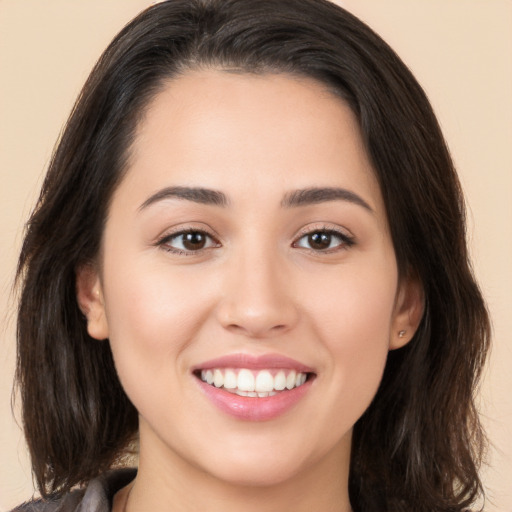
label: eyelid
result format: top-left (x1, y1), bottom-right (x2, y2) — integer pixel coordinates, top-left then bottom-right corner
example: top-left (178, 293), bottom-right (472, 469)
top-left (292, 223), bottom-right (355, 252)
top-left (155, 224), bottom-right (221, 255)
top-left (294, 222), bottom-right (353, 239)
top-left (153, 222), bottom-right (354, 256)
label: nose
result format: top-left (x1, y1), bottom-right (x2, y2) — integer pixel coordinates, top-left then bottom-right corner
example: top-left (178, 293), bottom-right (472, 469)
top-left (215, 249), bottom-right (299, 338)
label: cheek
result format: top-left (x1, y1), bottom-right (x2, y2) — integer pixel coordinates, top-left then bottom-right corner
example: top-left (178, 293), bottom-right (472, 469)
top-left (102, 256), bottom-right (218, 386)
top-left (302, 264), bottom-right (397, 410)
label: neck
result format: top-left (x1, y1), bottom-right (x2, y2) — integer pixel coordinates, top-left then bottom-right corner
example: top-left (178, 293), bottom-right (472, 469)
top-left (123, 431), bottom-right (353, 512)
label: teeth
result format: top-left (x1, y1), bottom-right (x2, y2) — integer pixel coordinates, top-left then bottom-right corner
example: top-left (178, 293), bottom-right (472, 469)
top-left (224, 369), bottom-right (237, 389)
top-left (199, 368), bottom-right (309, 395)
top-left (286, 370), bottom-right (296, 390)
top-left (295, 372), bottom-right (306, 387)
top-left (255, 370), bottom-right (274, 392)
top-left (274, 371), bottom-right (286, 391)
top-left (237, 369), bottom-right (255, 391)
top-left (213, 369), bottom-right (223, 388)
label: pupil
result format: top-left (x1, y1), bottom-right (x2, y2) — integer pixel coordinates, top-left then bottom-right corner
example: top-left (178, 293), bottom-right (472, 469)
top-left (183, 232), bottom-right (206, 250)
top-left (309, 232), bottom-right (331, 249)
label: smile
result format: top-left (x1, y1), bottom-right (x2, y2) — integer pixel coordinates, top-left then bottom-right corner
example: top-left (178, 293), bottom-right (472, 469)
top-left (193, 354), bottom-right (315, 421)
top-left (199, 368), bottom-right (308, 397)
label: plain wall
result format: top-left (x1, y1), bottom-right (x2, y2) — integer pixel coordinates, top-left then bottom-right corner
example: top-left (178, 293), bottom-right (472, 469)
top-left (1, 1), bottom-right (511, 510)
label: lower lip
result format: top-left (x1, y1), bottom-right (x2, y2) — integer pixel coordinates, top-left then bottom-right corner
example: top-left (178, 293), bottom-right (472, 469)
top-left (196, 377), bottom-right (313, 422)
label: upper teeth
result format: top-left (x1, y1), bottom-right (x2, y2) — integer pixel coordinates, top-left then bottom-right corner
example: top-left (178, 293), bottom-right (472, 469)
top-left (200, 368), bottom-right (307, 396)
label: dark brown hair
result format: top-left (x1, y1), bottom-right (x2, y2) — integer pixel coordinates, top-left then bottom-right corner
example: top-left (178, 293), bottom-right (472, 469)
top-left (15, 1), bottom-right (490, 510)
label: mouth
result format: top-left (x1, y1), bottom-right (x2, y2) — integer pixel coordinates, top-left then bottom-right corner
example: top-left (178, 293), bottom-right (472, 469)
top-left (194, 368), bottom-right (311, 397)
top-left (192, 354), bottom-right (315, 421)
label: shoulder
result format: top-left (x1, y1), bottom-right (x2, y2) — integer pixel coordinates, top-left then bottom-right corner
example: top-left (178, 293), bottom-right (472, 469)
top-left (10, 468), bottom-right (137, 512)
top-left (10, 491), bottom-right (82, 512)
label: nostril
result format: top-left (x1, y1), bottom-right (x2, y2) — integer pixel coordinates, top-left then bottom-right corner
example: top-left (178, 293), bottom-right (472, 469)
top-left (215, 285), bottom-right (300, 337)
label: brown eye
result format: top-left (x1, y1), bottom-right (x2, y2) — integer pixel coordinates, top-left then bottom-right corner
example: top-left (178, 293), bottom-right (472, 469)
top-left (294, 229), bottom-right (353, 252)
top-left (160, 230), bottom-right (218, 253)
top-left (182, 232), bottom-right (207, 250)
top-left (308, 232), bottom-right (332, 250)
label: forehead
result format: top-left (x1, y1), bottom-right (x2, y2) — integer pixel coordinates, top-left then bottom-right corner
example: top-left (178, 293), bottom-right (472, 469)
top-left (119, 69), bottom-right (384, 216)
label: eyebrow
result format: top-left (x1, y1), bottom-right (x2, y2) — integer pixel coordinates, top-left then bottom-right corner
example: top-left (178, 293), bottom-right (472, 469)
top-left (138, 185), bottom-right (372, 213)
top-left (281, 187), bottom-right (373, 212)
top-left (139, 186), bottom-right (229, 210)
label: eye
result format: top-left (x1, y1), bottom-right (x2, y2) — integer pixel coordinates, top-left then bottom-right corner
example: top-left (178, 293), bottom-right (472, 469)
top-left (159, 230), bottom-right (219, 254)
top-left (294, 229), bottom-right (354, 252)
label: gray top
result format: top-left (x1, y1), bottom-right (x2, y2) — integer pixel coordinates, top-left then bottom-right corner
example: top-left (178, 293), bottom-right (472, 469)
top-left (11, 469), bottom-right (136, 512)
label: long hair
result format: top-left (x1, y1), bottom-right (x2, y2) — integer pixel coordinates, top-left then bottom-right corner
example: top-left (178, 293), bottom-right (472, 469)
top-left (15, 1), bottom-right (490, 510)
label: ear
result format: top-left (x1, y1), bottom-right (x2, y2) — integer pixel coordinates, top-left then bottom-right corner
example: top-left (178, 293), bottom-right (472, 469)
top-left (389, 272), bottom-right (424, 350)
top-left (76, 263), bottom-right (109, 340)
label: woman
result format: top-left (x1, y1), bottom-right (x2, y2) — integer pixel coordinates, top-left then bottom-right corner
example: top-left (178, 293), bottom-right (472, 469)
top-left (13, 0), bottom-right (490, 511)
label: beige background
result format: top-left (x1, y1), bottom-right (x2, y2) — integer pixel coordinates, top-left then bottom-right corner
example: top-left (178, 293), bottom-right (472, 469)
top-left (1, 1), bottom-right (511, 510)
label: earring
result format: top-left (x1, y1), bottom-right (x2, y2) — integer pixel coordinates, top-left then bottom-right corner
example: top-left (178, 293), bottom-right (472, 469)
top-left (398, 329), bottom-right (407, 338)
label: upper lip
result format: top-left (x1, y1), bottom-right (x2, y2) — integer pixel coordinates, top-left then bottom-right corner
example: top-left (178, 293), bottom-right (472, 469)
top-left (192, 353), bottom-right (315, 373)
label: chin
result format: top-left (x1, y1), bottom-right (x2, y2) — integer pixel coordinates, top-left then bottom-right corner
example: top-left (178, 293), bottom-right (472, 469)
top-left (190, 432), bottom-right (339, 489)
top-left (204, 457), bottom-right (308, 489)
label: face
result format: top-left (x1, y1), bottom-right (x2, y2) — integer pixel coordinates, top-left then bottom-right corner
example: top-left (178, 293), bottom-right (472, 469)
top-left (79, 70), bottom-right (421, 489)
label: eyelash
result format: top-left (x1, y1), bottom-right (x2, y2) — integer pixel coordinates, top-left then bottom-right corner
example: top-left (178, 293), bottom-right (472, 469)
top-left (156, 226), bottom-right (355, 256)
top-left (292, 226), bottom-right (355, 253)
top-left (157, 228), bottom-right (220, 255)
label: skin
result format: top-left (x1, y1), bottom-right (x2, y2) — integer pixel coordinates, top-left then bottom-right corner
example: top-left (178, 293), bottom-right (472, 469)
top-left (78, 70), bottom-right (423, 512)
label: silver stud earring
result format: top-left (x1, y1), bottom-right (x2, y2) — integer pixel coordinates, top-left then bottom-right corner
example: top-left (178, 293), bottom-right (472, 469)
top-left (398, 329), bottom-right (407, 338)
